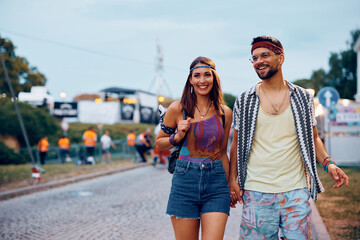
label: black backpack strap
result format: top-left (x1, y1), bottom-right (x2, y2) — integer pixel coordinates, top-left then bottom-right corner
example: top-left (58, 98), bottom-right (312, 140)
top-left (182, 109), bottom-right (187, 120)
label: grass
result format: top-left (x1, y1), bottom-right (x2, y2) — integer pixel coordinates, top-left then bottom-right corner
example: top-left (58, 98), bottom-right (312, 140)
top-left (0, 158), bottom-right (135, 192)
top-left (315, 165), bottom-right (360, 240)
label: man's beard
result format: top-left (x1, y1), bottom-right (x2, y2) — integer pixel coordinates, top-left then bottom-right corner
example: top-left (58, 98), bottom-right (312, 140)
top-left (257, 67), bottom-right (278, 80)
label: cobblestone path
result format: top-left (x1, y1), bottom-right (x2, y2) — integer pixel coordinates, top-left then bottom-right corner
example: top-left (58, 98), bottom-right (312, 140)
top-left (0, 165), bottom-right (242, 240)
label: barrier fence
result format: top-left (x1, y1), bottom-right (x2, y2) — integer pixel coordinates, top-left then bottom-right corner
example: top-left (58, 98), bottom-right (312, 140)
top-left (19, 139), bottom-right (138, 164)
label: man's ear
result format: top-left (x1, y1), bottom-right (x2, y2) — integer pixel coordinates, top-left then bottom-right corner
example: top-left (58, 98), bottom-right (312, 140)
top-left (279, 53), bottom-right (285, 65)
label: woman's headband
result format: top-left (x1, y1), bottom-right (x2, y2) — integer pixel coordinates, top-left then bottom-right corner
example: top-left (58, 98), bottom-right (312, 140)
top-left (190, 65), bottom-right (215, 73)
top-left (251, 41), bottom-right (283, 55)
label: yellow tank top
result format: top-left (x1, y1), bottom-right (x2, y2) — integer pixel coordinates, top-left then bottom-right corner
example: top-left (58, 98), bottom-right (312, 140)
top-left (245, 105), bottom-right (307, 193)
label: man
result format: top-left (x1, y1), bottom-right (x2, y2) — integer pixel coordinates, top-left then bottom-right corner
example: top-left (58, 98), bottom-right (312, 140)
top-left (82, 127), bottom-right (97, 164)
top-left (58, 135), bottom-right (71, 164)
top-left (229, 35), bottom-right (349, 240)
top-left (37, 136), bottom-right (49, 165)
top-left (101, 130), bottom-right (116, 164)
top-left (135, 128), bottom-right (154, 162)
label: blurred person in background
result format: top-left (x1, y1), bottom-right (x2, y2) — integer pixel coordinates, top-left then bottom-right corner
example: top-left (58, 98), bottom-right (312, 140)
top-left (101, 130), bottom-right (116, 164)
top-left (82, 127), bottom-right (97, 164)
top-left (135, 128), bottom-right (154, 163)
top-left (127, 130), bottom-right (137, 159)
top-left (58, 135), bottom-right (71, 164)
top-left (37, 136), bottom-right (49, 165)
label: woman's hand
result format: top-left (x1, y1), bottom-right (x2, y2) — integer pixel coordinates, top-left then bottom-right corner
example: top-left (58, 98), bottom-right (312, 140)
top-left (174, 117), bottom-right (191, 142)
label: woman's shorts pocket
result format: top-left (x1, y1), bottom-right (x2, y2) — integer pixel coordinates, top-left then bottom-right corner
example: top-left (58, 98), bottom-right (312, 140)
top-left (212, 164), bottom-right (225, 176)
top-left (173, 164), bottom-right (189, 175)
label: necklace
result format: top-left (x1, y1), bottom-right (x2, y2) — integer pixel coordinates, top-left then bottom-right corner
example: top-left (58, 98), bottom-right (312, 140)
top-left (195, 101), bottom-right (212, 119)
top-left (260, 84), bottom-right (287, 114)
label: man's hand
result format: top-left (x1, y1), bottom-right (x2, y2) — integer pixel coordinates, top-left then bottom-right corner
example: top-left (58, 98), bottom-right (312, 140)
top-left (327, 164), bottom-right (349, 188)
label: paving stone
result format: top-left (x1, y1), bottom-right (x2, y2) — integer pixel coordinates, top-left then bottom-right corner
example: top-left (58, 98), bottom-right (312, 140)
top-left (0, 165), bottom-right (242, 239)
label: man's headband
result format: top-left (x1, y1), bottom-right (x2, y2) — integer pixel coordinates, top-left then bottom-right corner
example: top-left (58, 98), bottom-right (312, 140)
top-left (190, 65), bottom-right (215, 73)
top-left (251, 41), bottom-right (283, 55)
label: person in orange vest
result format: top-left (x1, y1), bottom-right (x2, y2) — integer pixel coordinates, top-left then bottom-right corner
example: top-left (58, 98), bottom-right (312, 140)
top-left (82, 127), bottom-right (97, 164)
top-left (58, 135), bottom-right (71, 164)
top-left (127, 130), bottom-right (136, 146)
top-left (37, 136), bottom-right (49, 165)
top-left (127, 130), bottom-right (136, 158)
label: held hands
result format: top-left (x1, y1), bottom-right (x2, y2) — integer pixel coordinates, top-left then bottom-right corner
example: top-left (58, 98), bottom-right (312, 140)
top-left (327, 164), bottom-right (349, 188)
top-left (229, 181), bottom-right (243, 208)
top-left (175, 117), bottom-right (191, 141)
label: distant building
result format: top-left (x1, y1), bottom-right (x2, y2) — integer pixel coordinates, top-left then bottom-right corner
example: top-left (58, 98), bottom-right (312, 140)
top-left (18, 86), bottom-right (54, 112)
top-left (74, 87), bottom-right (159, 124)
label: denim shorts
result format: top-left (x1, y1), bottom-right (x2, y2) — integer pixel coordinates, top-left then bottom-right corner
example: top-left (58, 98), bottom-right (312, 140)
top-left (240, 188), bottom-right (311, 240)
top-left (166, 159), bottom-right (231, 219)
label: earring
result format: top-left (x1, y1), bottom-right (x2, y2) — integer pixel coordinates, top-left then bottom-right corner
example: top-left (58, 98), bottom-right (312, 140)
top-left (191, 85), bottom-right (193, 94)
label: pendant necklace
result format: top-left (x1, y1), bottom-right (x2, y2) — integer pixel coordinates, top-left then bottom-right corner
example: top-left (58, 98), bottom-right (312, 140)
top-left (196, 101), bottom-right (212, 119)
top-left (260, 84), bottom-right (287, 114)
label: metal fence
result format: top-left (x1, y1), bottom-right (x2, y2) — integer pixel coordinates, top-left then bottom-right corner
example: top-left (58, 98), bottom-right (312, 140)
top-left (19, 139), bottom-right (138, 164)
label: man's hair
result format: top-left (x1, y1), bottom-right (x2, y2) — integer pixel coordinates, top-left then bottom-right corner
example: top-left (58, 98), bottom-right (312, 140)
top-left (251, 35), bottom-right (283, 50)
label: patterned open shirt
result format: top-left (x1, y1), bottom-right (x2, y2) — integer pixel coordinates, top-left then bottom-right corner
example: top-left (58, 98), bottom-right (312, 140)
top-left (232, 81), bottom-right (324, 201)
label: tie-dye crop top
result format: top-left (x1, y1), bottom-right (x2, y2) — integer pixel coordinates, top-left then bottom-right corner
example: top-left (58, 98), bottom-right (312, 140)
top-left (179, 114), bottom-right (224, 163)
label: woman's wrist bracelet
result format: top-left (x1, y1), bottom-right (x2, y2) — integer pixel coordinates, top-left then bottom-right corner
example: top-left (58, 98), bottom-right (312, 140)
top-left (169, 133), bottom-right (180, 146)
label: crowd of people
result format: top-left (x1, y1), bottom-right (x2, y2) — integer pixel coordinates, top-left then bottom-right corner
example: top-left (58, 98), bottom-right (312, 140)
top-left (36, 126), bottom-right (118, 165)
top-left (34, 35), bottom-right (351, 240)
top-left (36, 126), bottom-right (159, 166)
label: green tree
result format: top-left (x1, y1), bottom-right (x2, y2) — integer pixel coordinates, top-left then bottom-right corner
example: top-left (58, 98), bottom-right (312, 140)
top-left (0, 36), bottom-right (47, 97)
top-left (0, 98), bottom-right (61, 147)
top-left (293, 29), bottom-right (359, 99)
top-left (224, 93), bottom-right (236, 110)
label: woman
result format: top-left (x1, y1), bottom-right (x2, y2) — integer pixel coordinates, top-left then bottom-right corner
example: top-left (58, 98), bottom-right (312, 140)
top-left (156, 56), bottom-right (233, 240)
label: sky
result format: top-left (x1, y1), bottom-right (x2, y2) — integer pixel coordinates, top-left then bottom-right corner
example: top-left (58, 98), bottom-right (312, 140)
top-left (0, 0), bottom-right (359, 102)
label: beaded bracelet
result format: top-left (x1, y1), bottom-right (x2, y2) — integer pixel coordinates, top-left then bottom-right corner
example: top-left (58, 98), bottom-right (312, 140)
top-left (169, 133), bottom-right (180, 146)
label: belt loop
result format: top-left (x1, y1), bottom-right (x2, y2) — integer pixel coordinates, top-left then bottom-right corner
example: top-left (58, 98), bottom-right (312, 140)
top-left (187, 161), bottom-right (191, 169)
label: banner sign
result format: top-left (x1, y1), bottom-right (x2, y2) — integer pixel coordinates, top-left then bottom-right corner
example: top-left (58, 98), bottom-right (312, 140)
top-left (140, 106), bottom-right (153, 123)
top-left (121, 103), bottom-right (135, 120)
top-left (336, 113), bottom-right (360, 123)
top-left (54, 102), bottom-right (78, 117)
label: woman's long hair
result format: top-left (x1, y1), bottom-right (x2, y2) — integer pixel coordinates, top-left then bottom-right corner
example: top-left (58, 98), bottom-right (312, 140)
top-left (180, 56), bottom-right (225, 118)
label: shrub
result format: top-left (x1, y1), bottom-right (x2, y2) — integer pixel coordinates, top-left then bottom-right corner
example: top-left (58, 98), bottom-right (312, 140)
top-left (0, 141), bottom-right (27, 165)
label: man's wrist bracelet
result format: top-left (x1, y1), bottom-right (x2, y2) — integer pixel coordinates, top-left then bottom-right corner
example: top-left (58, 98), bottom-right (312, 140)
top-left (169, 133), bottom-right (180, 146)
top-left (322, 157), bottom-right (335, 173)
top-left (325, 162), bottom-right (335, 173)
